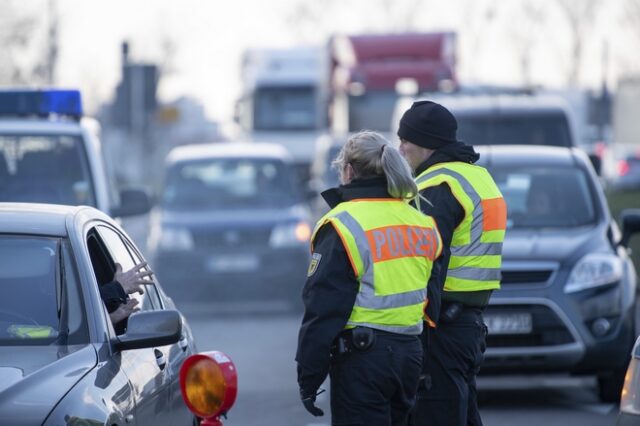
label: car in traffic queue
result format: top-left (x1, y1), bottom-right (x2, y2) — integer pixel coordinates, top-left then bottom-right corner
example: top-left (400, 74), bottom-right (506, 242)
top-left (0, 203), bottom-right (198, 425)
top-left (309, 133), bottom-right (345, 221)
top-left (475, 145), bottom-right (640, 402)
top-left (611, 145), bottom-right (640, 193)
top-left (0, 89), bottom-right (151, 218)
top-left (148, 142), bottom-right (312, 309)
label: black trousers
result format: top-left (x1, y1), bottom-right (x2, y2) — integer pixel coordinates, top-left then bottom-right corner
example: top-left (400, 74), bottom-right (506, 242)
top-left (329, 331), bottom-right (423, 426)
top-left (410, 309), bottom-right (487, 426)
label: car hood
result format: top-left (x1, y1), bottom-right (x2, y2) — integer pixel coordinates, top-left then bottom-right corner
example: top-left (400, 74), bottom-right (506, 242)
top-left (503, 225), bottom-right (603, 262)
top-left (156, 204), bottom-right (310, 228)
top-left (0, 344), bottom-right (97, 421)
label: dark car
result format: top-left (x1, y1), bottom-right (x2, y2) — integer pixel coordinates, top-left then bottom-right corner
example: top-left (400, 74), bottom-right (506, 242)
top-left (475, 145), bottom-right (640, 402)
top-left (611, 146), bottom-right (640, 192)
top-left (0, 203), bottom-right (197, 425)
top-left (309, 134), bottom-right (345, 220)
top-left (149, 142), bottom-right (312, 309)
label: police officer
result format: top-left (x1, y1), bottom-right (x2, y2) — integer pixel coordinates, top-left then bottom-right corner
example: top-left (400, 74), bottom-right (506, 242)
top-left (398, 101), bottom-right (507, 426)
top-left (296, 131), bottom-right (446, 425)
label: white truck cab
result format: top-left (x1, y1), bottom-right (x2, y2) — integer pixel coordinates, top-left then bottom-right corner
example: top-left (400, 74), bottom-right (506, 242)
top-left (0, 89), bottom-right (150, 217)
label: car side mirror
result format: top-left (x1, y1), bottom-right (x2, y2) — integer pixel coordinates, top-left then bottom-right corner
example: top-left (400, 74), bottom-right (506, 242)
top-left (619, 209), bottom-right (640, 248)
top-left (112, 187), bottom-right (152, 218)
top-left (115, 310), bottom-right (182, 351)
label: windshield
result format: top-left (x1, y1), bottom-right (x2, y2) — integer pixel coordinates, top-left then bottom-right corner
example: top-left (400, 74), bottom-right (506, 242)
top-left (489, 166), bottom-right (597, 229)
top-left (254, 86), bottom-right (317, 131)
top-left (457, 113), bottom-right (573, 147)
top-left (0, 236), bottom-right (88, 346)
top-left (348, 91), bottom-right (398, 132)
top-left (162, 158), bottom-right (300, 211)
top-left (0, 134), bottom-right (96, 206)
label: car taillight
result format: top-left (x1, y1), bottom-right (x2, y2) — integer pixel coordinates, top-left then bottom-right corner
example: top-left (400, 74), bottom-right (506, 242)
top-left (180, 351), bottom-right (238, 425)
top-left (618, 160), bottom-right (630, 177)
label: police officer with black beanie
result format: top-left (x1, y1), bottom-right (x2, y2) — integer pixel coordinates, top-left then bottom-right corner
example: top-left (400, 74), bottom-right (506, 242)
top-left (398, 101), bottom-right (507, 426)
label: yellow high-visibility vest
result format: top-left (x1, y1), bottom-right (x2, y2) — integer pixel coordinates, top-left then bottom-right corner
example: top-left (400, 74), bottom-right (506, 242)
top-left (311, 198), bottom-right (442, 335)
top-left (416, 162), bottom-right (507, 292)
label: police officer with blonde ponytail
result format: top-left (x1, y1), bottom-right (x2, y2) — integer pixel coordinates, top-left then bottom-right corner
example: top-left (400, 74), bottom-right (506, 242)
top-left (296, 131), bottom-right (445, 425)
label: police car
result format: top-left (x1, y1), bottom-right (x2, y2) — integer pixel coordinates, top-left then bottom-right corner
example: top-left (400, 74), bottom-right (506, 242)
top-left (0, 89), bottom-right (149, 217)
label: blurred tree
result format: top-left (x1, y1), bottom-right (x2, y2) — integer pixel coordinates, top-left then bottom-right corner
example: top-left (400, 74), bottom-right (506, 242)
top-left (624, 0), bottom-right (640, 68)
top-left (458, 0), bottom-right (497, 82)
top-left (505, 1), bottom-right (547, 87)
top-left (284, 0), bottom-right (341, 42)
top-left (371, 0), bottom-right (429, 32)
top-left (555, 0), bottom-right (603, 86)
top-left (0, 1), bottom-right (37, 84)
top-left (284, 0), bottom-right (436, 41)
top-left (0, 0), bottom-right (57, 86)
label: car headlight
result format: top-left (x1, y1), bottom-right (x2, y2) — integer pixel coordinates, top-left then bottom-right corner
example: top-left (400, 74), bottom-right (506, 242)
top-left (269, 222), bottom-right (311, 248)
top-left (564, 253), bottom-right (623, 293)
top-left (154, 227), bottom-right (194, 251)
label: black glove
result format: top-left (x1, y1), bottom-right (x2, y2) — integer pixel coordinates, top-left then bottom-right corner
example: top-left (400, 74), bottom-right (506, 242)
top-left (300, 389), bottom-right (324, 417)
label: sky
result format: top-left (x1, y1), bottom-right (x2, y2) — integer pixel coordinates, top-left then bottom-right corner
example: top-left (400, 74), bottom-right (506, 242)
top-left (5, 0), bottom-right (638, 123)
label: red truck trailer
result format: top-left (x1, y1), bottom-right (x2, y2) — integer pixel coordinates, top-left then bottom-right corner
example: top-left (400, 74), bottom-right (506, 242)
top-left (327, 32), bottom-right (457, 135)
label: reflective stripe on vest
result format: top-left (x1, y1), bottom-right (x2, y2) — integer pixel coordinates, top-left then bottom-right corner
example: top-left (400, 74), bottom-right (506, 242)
top-left (416, 163), bottom-right (506, 292)
top-left (311, 199), bottom-right (442, 335)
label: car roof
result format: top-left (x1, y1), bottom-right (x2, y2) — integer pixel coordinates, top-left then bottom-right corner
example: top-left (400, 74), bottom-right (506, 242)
top-left (476, 145), bottom-right (589, 169)
top-left (421, 94), bottom-right (570, 116)
top-left (0, 118), bottom-right (83, 135)
top-left (0, 203), bottom-right (90, 236)
top-left (166, 142), bottom-right (292, 165)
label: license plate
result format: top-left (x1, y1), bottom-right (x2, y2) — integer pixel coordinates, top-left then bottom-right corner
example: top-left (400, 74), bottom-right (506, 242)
top-left (205, 254), bottom-right (259, 273)
top-left (484, 313), bottom-right (533, 335)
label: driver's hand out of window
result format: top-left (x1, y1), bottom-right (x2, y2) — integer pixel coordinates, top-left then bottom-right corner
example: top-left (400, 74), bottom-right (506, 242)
top-left (114, 261), bottom-right (154, 295)
top-left (109, 298), bottom-right (140, 325)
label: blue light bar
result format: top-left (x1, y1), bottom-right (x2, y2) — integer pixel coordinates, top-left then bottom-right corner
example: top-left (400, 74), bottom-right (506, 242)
top-left (0, 89), bottom-right (83, 119)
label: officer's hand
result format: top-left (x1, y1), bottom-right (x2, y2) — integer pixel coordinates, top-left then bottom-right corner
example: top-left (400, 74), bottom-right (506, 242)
top-left (301, 396), bottom-right (324, 417)
top-left (300, 389), bottom-right (324, 417)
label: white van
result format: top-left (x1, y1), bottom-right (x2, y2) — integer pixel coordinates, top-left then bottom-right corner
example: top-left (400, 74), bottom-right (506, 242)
top-left (392, 91), bottom-right (578, 148)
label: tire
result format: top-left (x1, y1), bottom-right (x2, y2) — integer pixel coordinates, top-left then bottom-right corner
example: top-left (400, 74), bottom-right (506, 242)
top-left (598, 368), bottom-right (627, 403)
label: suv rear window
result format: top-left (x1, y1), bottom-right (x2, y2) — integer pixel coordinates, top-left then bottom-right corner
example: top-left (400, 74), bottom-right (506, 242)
top-left (457, 113), bottom-right (573, 147)
top-left (0, 134), bottom-right (96, 207)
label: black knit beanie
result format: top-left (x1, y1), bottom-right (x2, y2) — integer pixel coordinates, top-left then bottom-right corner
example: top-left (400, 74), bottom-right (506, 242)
top-left (397, 100), bottom-right (460, 149)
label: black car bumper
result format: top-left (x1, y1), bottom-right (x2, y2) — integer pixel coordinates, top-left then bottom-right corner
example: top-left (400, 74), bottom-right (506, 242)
top-left (481, 289), bottom-right (635, 374)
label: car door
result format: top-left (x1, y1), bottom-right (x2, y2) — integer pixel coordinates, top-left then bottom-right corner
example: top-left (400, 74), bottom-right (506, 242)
top-left (91, 225), bottom-right (173, 426)
top-left (123, 235), bottom-right (194, 425)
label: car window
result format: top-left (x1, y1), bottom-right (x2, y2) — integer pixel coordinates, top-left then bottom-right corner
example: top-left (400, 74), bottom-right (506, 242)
top-left (254, 86), bottom-right (317, 131)
top-left (96, 226), bottom-right (157, 312)
top-left (0, 235), bottom-right (88, 345)
top-left (488, 166), bottom-right (597, 229)
top-left (456, 113), bottom-right (573, 147)
top-left (162, 158), bottom-right (299, 210)
top-left (0, 134), bottom-right (96, 206)
top-left (126, 239), bottom-right (163, 310)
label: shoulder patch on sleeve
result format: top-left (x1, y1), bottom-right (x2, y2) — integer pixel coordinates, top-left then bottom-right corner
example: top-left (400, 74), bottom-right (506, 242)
top-left (307, 252), bottom-right (322, 277)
